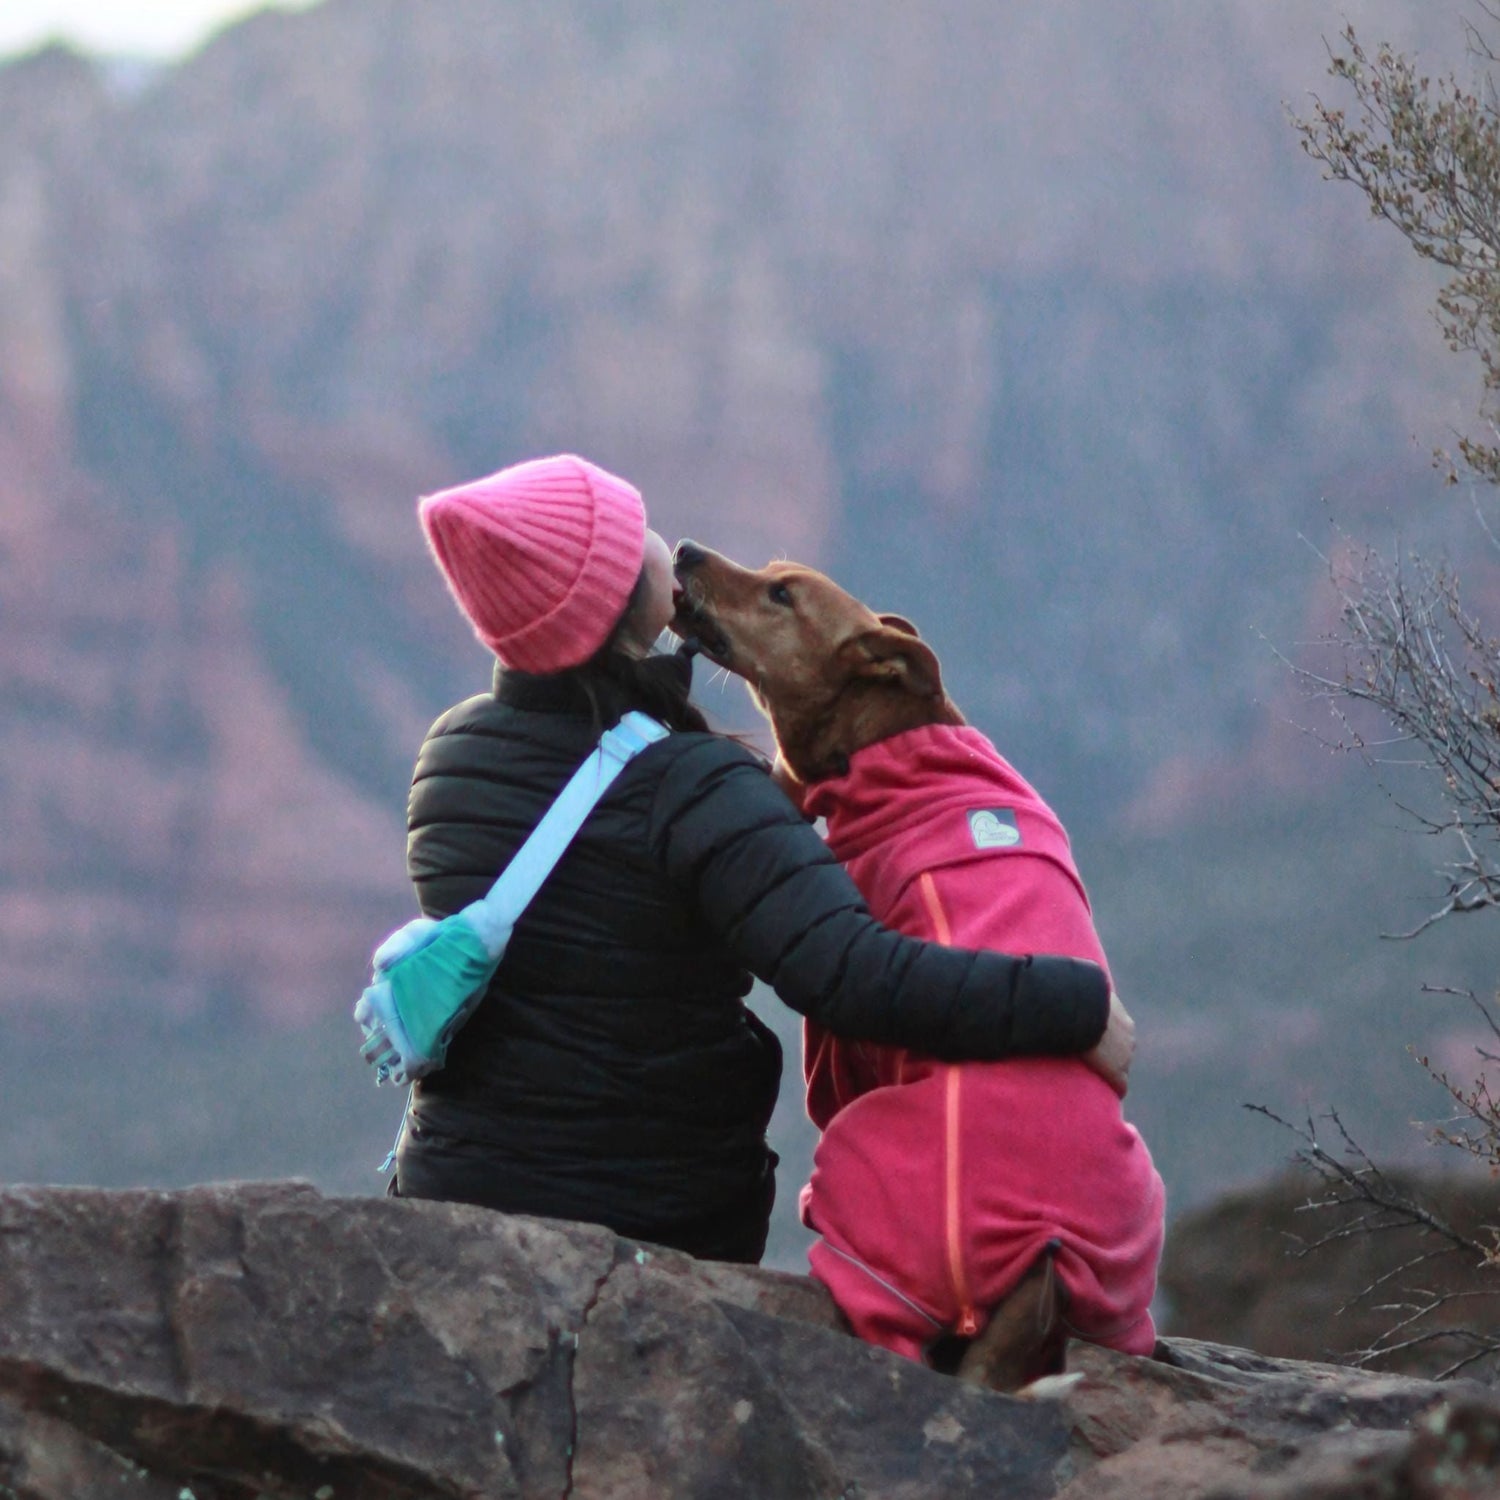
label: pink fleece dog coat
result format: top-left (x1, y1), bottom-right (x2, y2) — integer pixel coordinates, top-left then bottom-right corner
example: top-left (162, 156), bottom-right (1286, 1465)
top-left (799, 724), bottom-right (1165, 1363)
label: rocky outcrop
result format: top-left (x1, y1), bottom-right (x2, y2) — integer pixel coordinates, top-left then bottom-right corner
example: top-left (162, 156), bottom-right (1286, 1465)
top-left (1160, 1170), bottom-right (1500, 1383)
top-left (2, 1181), bottom-right (1497, 1499)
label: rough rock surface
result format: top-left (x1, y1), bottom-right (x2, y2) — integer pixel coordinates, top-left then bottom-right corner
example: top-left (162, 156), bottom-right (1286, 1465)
top-left (2, 1181), bottom-right (1498, 1499)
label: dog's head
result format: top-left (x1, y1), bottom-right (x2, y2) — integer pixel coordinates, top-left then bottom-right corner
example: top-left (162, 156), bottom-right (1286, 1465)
top-left (672, 540), bottom-right (961, 785)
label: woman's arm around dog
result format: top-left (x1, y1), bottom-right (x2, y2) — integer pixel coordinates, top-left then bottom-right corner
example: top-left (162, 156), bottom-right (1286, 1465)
top-left (649, 736), bottom-right (1113, 1065)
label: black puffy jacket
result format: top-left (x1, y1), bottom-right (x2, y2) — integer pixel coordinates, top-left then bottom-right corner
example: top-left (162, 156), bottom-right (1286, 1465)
top-left (395, 667), bottom-right (1108, 1261)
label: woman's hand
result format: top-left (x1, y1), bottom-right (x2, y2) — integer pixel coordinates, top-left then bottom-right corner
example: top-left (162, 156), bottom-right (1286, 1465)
top-left (1083, 990), bottom-right (1136, 1097)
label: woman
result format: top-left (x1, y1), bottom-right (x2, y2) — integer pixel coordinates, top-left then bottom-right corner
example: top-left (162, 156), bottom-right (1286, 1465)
top-left (391, 453), bottom-right (1129, 1263)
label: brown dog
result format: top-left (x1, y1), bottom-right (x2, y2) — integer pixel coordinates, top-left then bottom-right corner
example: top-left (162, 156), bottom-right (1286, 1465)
top-left (672, 544), bottom-right (962, 783)
top-left (672, 539), bottom-right (1164, 1390)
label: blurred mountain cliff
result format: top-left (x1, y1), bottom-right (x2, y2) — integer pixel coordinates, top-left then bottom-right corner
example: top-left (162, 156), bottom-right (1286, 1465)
top-left (1, 0), bottom-right (1493, 1221)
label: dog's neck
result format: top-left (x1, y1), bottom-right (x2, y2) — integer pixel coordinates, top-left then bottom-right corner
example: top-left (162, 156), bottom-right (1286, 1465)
top-left (767, 679), bottom-right (966, 786)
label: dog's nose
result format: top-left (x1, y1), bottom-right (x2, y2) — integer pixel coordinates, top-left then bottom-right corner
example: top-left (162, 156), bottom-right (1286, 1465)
top-left (674, 539), bottom-right (708, 574)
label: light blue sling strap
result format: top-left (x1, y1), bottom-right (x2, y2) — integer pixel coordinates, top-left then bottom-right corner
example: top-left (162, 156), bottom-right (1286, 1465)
top-left (354, 711), bottom-right (670, 1169)
top-left (459, 710), bottom-right (671, 955)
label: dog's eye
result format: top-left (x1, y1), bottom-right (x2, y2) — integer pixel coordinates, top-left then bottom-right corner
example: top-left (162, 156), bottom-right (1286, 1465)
top-left (768, 582), bottom-right (794, 607)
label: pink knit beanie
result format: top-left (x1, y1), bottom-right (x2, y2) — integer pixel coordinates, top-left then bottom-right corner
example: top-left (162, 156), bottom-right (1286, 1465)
top-left (418, 454), bottom-right (647, 672)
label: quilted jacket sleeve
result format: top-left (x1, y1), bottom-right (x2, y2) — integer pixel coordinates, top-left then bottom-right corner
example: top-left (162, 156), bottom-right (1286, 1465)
top-left (648, 737), bottom-right (1110, 1061)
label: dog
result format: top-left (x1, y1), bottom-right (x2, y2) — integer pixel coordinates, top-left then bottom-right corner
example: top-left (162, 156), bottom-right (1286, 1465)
top-left (672, 540), bottom-right (1165, 1390)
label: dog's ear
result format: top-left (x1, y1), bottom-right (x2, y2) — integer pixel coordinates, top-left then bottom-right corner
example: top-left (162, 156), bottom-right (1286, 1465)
top-left (841, 624), bottom-right (944, 698)
top-left (876, 613), bottom-right (921, 638)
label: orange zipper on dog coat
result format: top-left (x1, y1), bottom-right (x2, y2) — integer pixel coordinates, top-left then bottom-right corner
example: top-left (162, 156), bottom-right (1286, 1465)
top-left (919, 871), bottom-right (980, 1337)
top-left (945, 1064), bottom-right (978, 1335)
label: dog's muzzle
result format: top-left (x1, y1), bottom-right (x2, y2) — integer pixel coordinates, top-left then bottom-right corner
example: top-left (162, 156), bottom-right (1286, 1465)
top-left (672, 541), bottom-right (733, 661)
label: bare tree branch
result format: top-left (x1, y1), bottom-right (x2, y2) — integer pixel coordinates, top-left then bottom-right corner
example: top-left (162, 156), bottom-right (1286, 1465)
top-left (1288, 540), bottom-right (1500, 937)
top-left (1249, 1105), bottom-right (1500, 1376)
top-left (1266, 13), bottom-right (1500, 1384)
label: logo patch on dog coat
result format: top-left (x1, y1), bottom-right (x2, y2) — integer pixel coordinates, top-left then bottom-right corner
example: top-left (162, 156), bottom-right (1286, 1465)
top-left (968, 808), bottom-right (1021, 849)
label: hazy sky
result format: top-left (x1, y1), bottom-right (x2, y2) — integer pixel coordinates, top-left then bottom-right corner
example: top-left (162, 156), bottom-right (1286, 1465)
top-left (0, 1), bottom-right (317, 59)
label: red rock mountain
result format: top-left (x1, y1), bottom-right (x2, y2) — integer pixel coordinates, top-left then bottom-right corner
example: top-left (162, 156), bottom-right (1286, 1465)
top-left (0, 0), bottom-right (1480, 1024)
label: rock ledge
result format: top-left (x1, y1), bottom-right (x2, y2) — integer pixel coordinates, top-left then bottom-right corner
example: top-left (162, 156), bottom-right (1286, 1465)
top-left (1, 1182), bottom-right (1495, 1499)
